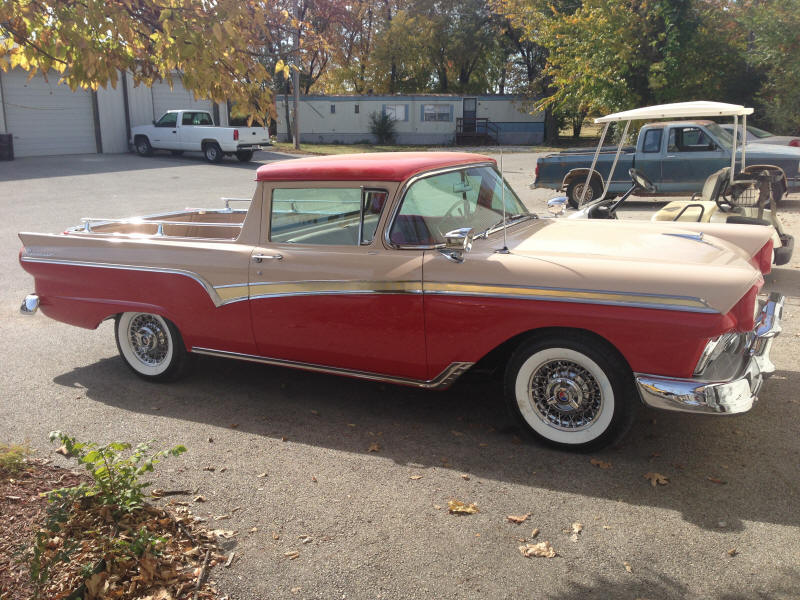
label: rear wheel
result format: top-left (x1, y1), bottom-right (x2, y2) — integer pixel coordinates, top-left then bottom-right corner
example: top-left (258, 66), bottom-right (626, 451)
top-left (135, 136), bottom-right (153, 157)
top-left (566, 179), bottom-right (601, 209)
top-left (115, 312), bottom-right (192, 381)
top-left (235, 150), bottom-right (254, 162)
top-left (203, 142), bottom-right (223, 163)
top-left (504, 332), bottom-right (636, 451)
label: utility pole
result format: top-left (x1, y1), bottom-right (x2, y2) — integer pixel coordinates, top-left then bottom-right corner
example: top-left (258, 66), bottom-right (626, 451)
top-left (292, 66), bottom-right (300, 150)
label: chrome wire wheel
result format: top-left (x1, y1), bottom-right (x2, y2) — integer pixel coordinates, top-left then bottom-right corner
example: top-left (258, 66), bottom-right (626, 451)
top-left (115, 312), bottom-right (183, 379)
top-left (528, 359), bottom-right (603, 431)
top-left (507, 342), bottom-right (622, 448)
top-left (573, 182), bottom-right (594, 203)
top-left (127, 313), bottom-right (170, 368)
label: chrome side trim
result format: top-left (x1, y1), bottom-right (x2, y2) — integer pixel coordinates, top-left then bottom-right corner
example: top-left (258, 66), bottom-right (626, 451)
top-left (19, 257), bottom-right (225, 307)
top-left (191, 347), bottom-right (473, 389)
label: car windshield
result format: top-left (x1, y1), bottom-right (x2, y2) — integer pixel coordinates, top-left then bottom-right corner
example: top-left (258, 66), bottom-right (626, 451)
top-left (705, 123), bottom-right (733, 150)
top-left (389, 165), bottom-right (530, 247)
top-left (747, 125), bottom-right (773, 138)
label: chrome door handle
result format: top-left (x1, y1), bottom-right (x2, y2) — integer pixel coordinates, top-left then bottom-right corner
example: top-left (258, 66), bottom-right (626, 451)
top-left (252, 253), bottom-right (283, 263)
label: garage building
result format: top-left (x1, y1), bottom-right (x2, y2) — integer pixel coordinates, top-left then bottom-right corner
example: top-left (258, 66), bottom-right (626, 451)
top-left (0, 69), bottom-right (225, 158)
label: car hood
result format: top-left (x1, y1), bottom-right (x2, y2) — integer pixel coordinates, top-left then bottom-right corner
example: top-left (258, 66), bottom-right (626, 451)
top-left (455, 219), bottom-right (767, 314)
top-left (740, 143), bottom-right (800, 159)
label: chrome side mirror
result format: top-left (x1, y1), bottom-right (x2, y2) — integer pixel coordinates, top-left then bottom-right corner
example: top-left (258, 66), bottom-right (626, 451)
top-left (441, 227), bottom-right (474, 263)
top-left (547, 196), bottom-right (568, 217)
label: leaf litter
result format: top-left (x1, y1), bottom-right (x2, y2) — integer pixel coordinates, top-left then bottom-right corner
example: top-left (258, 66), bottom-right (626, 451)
top-left (448, 500), bottom-right (478, 515)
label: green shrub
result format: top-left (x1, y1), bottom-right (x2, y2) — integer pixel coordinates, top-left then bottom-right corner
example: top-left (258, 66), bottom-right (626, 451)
top-left (369, 111), bottom-right (397, 144)
top-left (0, 442), bottom-right (32, 475)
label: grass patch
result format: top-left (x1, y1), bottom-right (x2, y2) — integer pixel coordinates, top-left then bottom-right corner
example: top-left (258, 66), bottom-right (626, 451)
top-left (0, 442), bottom-right (32, 475)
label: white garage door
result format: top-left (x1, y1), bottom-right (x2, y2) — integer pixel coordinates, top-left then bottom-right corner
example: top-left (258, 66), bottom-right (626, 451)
top-left (151, 80), bottom-right (213, 122)
top-left (1, 69), bottom-right (96, 157)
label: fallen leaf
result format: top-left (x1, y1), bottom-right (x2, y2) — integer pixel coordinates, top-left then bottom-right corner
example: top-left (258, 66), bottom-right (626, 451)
top-left (519, 541), bottom-right (557, 558)
top-left (224, 552), bottom-right (235, 567)
top-left (203, 466), bottom-right (215, 472)
top-left (249, 527), bottom-right (258, 533)
top-left (85, 572), bottom-right (109, 599)
top-left (257, 472), bottom-right (268, 478)
top-left (707, 476), bottom-right (727, 485)
top-left (193, 495), bottom-right (206, 503)
top-left (590, 458), bottom-right (612, 469)
top-left (230, 423), bottom-right (239, 428)
top-left (208, 437), bottom-right (214, 443)
top-left (311, 476), bottom-right (318, 483)
top-left (214, 514), bottom-right (231, 520)
top-left (210, 529), bottom-right (237, 539)
top-left (448, 499), bottom-right (478, 515)
top-left (409, 475), bottom-right (423, 480)
top-left (571, 522), bottom-right (583, 534)
top-left (727, 548), bottom-right (738, 557)
top-left (571, 534), bottom-right (579, 542)
top-left (281, 436), bottom-right (288, 442)
top-left (273, 532), bottom-right (280, 540)
top-left (368, 442), bottom-right (381, 453)
top-left (461, 474), bottom-right (470, 481)
top-left (55, 445), bottom-right (70, 457)
top-left (624, 561), bottom-right (633, 573)
top-left (507, 513), bottom-right (531, 524)
top-left (530, 528), bottom-right (540, 538)
top-left (299, 535), bottom-right (313, 544)
top-left (433, 504), bottom-right (442, 510)
top-left (603, 525), bottom-right (611, 530)
top-left (284, 550), bottom-right (300, 560)
top-left (291, 587), bottom-right (302, 594)
top-left (643, 472), bottom-right (669, 487)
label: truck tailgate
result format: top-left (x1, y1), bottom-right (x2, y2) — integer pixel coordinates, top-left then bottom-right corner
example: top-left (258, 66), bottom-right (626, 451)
top-left (236, 128), bottom-right (270, 145)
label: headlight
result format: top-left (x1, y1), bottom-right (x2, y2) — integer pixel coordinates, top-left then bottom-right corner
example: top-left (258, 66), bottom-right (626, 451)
top-left (694, 333), bottom-right (744, 376)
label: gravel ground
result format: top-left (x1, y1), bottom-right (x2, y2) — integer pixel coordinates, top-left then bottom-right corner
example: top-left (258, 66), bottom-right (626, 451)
top-left (2, 150), bottom-right (799, 600)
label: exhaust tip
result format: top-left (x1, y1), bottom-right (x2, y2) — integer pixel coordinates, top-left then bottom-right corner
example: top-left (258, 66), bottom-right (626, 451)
top-left (20, 294), bottom-right (39, 316)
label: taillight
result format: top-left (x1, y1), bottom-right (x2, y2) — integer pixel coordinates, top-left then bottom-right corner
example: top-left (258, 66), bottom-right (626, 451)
top-left (233, 129), bottom-right (239, 141)
top-left (534, 161), bottom-right (540, 182)
top-left (789, 139), bottom-right (800, 147)
top-left (753, 239), bottom-right (773, 274)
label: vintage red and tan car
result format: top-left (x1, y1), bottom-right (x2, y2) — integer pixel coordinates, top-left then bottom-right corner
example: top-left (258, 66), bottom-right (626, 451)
top-left (18, 152), bottom-right (784, 450)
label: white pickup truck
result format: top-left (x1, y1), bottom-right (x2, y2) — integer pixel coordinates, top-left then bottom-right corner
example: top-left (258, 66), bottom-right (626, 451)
top-left (131, 110), bottom-right (270, 163)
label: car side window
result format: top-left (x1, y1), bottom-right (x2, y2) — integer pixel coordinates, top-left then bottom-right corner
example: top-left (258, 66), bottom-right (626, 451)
top-left (642, 129), bottom-right (663, 153)
top-left (671, 127), bottom-right (715, 152)
top-left (181, 112), bottom-right (195, 126)
top-left (271, 188), bottom-right (387, 246)
top-left (156, 113), bottom-right (177, 127)
top-left (194, 113), bottom-right (213, 125)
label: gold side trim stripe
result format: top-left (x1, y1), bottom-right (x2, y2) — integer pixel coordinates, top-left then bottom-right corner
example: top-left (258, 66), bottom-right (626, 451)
top-left (422, 282), bottom-right (711, 310)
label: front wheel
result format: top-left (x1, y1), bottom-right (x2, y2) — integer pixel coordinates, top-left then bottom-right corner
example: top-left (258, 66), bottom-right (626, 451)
top-left (566, 179), bottom-right (601, 209)
top-left (203, 142), bottom-right (223, 163)
top-left (504, 333), bottom-right (636, 450)
top-left (135, 136), bottom-right (153, 157)
top-left (235, 150), bottom-right (254, 162)
top-left (115, 312), bottom-right (192, 381)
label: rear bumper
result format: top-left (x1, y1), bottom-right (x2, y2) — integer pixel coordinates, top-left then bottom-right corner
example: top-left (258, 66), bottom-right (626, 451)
top-left (635, 292), bottom-right (784, 414)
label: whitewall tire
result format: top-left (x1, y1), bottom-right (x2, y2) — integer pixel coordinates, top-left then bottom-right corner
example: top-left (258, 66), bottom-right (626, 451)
top-left (504, 333), bottom-right (636, 450)
top-left (115, 312), bottom-right (192, 381)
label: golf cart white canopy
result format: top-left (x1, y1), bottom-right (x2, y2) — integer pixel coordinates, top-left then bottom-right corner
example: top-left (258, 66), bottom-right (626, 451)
top-left (579, 101), bottom-right (753, 205)
top-left (595, 101), bottom-right (754, 123)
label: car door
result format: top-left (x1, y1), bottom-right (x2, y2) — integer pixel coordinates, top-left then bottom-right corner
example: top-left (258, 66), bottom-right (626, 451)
top-left (659, 125), bottom-right (729, 193)
top-left (151, 112), bottom-right (179, 149)
top-left (633, 127), bottom-right (665, 189)
top-left (248, 185), bottom-right (428, 381)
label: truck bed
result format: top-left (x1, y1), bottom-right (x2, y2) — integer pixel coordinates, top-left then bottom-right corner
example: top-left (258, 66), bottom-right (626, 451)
top-left (65, 199), bottom-right (251, 241)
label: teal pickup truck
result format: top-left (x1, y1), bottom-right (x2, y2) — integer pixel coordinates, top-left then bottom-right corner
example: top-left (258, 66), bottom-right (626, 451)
top-left (533, 119), bottom-right (800, 207)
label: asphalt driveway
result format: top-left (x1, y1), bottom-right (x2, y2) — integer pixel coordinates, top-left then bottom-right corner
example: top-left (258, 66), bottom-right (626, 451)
top-left (2, 151), bottom-right (798, 599)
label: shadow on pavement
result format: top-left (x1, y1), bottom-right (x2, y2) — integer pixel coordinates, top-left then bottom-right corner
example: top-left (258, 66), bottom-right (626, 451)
top-left (53, 351), bottom-right (800, 533)
top-left (0, 150), bottom-right (296, 182)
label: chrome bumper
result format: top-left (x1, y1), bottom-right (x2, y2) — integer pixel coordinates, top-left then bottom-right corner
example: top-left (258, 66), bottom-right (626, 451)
top-left (20, 294), bottom-right (39, 316)
top-left (635, 292), bottom-right (784, 414)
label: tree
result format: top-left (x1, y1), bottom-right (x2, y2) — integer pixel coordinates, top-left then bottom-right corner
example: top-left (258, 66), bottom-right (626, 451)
top-left (744, 0), bottom-right (800, 134)
top-left (0, 0), bottom-right (302, 123)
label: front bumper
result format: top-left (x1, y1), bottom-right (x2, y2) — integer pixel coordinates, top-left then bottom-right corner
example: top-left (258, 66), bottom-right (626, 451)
top-left (635, 292), bottom-right (784, 414)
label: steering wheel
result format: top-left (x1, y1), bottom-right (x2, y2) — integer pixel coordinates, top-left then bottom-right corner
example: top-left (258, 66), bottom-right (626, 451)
top-left (629, 168), bottom-right (656, 193)
top-left (443, 199), bottom-right (466, 219)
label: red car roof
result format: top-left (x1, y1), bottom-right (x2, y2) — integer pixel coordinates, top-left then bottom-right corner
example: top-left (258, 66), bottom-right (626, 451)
top-left (255, 152), bottom-right (494, 182)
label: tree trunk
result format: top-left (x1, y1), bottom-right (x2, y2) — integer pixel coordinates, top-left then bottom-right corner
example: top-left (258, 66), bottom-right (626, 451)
top-left (283, 78), bottom-right (293, 143)
top-left (544, 108), bottom-right (558, 144)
